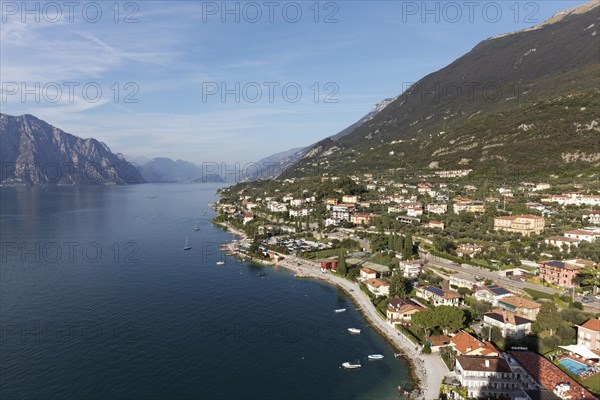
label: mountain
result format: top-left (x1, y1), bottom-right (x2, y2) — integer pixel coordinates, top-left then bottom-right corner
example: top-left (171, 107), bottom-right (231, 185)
top-left (284, 1), bottom-right (600, 180)
top-left (247, 97), bottom-right (399, 181)
top-left (139, 157), bottom-right (202, 183)
top-left (0, 114), bottom-right (144, 185)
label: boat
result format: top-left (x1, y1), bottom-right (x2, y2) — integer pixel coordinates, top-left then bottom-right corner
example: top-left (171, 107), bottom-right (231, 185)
top-left (183, 236), bottom-right (191, 250)
top-left (216, 261), bottom-right (225, 265)
top-left (368, 354), bottom-right (384, 360)
top-left (341, 360), bottom-right (361, 369)
top-left (334, 308), bottom-right (346, 313)
top-left (194, 220), bottom-right (200, 231)
top-left (348, 328), bottom-right (361, 334)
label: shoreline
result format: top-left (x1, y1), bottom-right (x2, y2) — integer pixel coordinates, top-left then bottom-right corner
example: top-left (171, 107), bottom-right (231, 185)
top-left (215, 221), bottom-right (445, 400)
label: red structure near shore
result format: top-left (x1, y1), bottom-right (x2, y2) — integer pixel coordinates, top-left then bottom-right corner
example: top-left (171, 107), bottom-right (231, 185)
top-left (320, 259), bottom-right (338, 272)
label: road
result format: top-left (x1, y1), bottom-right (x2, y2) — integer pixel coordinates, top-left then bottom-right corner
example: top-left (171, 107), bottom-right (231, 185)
top-left (421, 249), bottom-right (600, 311)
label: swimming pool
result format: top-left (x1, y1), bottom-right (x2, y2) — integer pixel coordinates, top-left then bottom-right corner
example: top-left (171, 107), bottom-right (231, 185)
top-left (559, 358), bottom-right (591, 375)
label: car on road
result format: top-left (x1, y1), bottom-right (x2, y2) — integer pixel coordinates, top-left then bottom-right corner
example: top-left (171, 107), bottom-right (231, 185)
top-left (582, 296), bottom-right (593, 303)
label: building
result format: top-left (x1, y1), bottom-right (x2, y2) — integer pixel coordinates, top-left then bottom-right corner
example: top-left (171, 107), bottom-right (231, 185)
top-left (415, 286), bottom-right (461, 306)
top-left (289, 208), bottom-right (312, 217)
top-left (330, 204), bottom-right (354, 221)
top-left (507, 351), bottom-right (595, 400)
top-left (455, 356), bottom-right (520, 399)
top-left (365, 278), bottom-right (390, 297)
top-left (550, 193), bottom-right (600, 207)
top-left (398, 260), bottom-right (422, 278)
top-left (351, 213), bottom-right (378, 225)
top-left (342, 194), bottom-right (358, 204)
top-left (267, 202), bottom-right (288, 212)
top-left (243, 213), bottom-right (255, 224)
top-left (386, 298), bottom-right (425, 325)
top-left (564, 229), bottom-right (600, 243)
top-left (449, 272), bottom-right (477, 290)
top-left (585, 210), bottom-right (600, 225)
top-left (450, 331), bottom-right (499, 357)
top-left (425, 220), bottom-right (445, 230)
top-left (426, 203), bottom-right (448, 214)
top-left (577, 318), bottom-right (600, 351)
top-left (456, 243), bottom-right (484, 258)
top-left (474, 285), bottom-right (513, 306)
top-left (397, 215), bottom-right (421, 225)
top-left (290, 198), bottom-right (305, 206)
top-left (453, 198), bottom-right (485, 214)
top-left (544, 236), bottom-right (580, 250)
top-left (359, 267), bottom-right (377, 282)
top-left (497, 296), bottom-right (541, 321)
top-left (539, 260), bottom-right (582, 288)
top-left (320, 259), bottom-right (338, 273)
top-left (482, 310), bottom-right (532, 338)
top-left (427, 335), bottom-right (452, 352)
top-left (494, 215), bottom-right (545, 235)
top-left (407, 205), bottom-right (423, 217)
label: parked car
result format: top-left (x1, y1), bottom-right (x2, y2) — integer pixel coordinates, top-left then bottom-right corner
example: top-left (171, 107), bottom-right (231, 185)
top-left (582, 296), bottom-right (593, 303)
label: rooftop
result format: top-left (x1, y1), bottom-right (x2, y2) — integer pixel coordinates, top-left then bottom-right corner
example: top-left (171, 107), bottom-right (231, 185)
top-left (486, 285), bottom-right (512, 296)
top-left (484, 310), bottom-right (532, 326)
top-left (508, 352), bottom-right (594, 399)
top-left (580, 318), bottom-right (600, 332)
top-left (499, 296), bottom-right (541, 310)
top-left (456, 356), bottom-right (512, 373)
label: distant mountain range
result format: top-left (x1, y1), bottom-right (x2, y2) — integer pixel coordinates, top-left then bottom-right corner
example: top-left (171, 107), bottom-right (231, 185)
top-left (0, 114), bottom-right (144, 185)
top-left (247, 97), bottom-right (399, 181)
top-left (282, 1), bottom-right (600, 180)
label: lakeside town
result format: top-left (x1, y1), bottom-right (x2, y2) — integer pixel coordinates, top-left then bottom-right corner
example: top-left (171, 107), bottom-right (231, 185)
top-left (212, 171), bottom-right (600, 400)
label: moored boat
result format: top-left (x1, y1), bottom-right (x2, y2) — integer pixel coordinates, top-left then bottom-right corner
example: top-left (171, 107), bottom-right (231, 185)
top-left (368, 354), bottom-right (384, 360)
top-left (347, 328), bottom-right (361, 334)
top-left (341, 360), bottom-right (361, 369)
top-left (334, 308), bottom-right (346, 313)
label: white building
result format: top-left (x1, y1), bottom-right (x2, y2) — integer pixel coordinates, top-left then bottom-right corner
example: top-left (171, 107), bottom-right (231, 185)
top-left (474, 285), bottom-right (513, 306)
top-left (455, 356), bottom-right (520, 399)
top-left (398, 260), bottom-right (422, 278)
top-left (564, 229), bottom-right (600, 243)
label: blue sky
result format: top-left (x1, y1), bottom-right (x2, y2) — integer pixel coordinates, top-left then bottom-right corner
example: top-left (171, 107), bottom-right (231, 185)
top-left (0, 0), bottom-right (588, 164)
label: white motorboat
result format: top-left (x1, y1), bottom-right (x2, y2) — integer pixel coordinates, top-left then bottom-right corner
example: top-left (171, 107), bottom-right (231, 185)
top-left (334, 308), bottom-right (346, 313)
top-left (348, 328), bottom-right (361, 334)
top-left (341, 360), bottom-right (361, 369)
top-left (368, 354), bottom-right (384, 360)
top-left (216, 261), bottom-right (225, 265)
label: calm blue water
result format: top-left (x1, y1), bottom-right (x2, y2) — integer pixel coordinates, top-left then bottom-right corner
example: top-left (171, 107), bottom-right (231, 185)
top-left (0, 184), bottom-right (413, 399)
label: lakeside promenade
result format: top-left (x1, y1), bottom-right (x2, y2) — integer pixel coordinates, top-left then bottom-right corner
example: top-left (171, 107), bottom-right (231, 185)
top-left (218, 223), bottom-right (448, 400)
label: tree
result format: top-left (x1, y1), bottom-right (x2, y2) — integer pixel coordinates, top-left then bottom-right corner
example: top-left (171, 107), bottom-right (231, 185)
top-left (482, 326), bottom-right (503, 342)
top-left (436, 306), bottom-right (465, 335)
top-left (536, 302), bottom-right (561, 336)
top-left (411, 306), bottom-right (466, 337)
top-left (337, 250), bottom-right (347, 276)
top-left (422, 343), bottom-right (432, 354)
top-left (402, 233), bottom-right (414, 260)
top-left (390, 270), bottom-right (411, 298)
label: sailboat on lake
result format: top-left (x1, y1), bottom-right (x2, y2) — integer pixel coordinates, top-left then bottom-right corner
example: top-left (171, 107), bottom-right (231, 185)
top-left (184, 236), bottom-right (191, 250)
top-left (194, 220), bottom-right (200, 231)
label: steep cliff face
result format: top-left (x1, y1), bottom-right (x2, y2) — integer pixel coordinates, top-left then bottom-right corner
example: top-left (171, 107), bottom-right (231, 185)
top-left (0, 114), bottom-right (144, 185)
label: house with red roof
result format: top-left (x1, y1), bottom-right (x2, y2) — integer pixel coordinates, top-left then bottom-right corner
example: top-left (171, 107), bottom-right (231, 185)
top-left (386, 297), bottom-right (425, 325)
top-left (450, 331), bottom-right (499, 357)
top-left (577, 318), bottom-right (600, 351)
